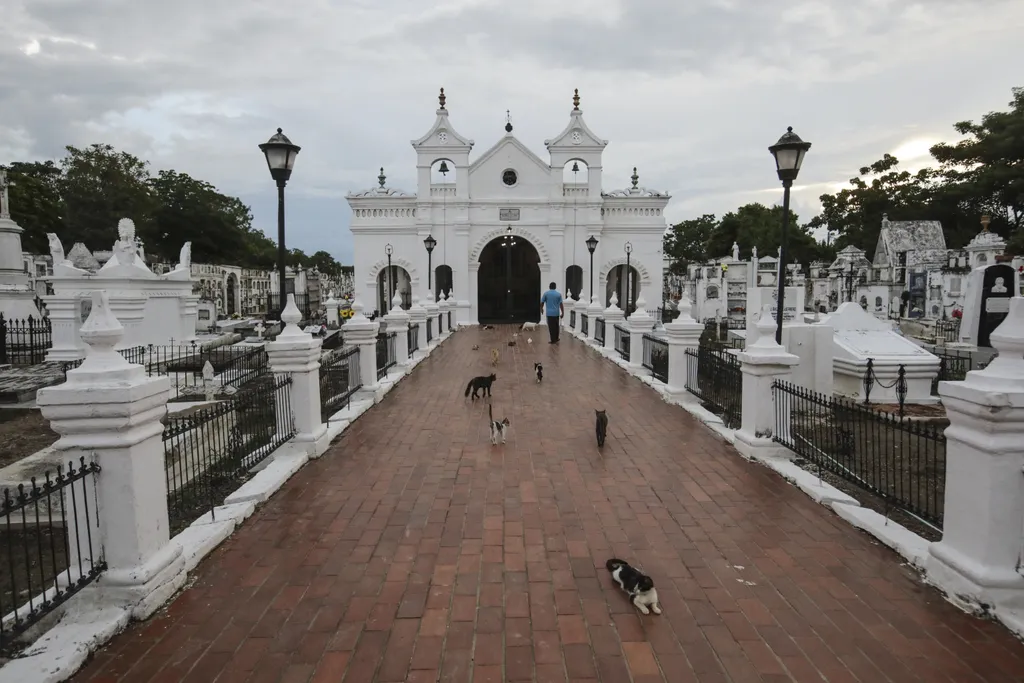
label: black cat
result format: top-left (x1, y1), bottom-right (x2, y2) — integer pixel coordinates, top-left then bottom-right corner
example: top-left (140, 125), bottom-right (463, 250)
top-left (464, 374), bottom-right (497, 400)
top-left (606, 558), bottom-right (661, 615)
top-left (534, 363), bottom-right (543, 383)
top-left (595, 409), bottom-right (608, 447)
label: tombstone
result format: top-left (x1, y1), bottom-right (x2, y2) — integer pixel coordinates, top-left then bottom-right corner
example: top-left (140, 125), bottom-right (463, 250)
top-left (959, 263), bottom-right (1020, 348)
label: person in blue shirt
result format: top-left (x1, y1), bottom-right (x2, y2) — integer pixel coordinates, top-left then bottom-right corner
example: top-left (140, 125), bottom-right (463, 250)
top-left (540, 282), bottom-right (564, 344)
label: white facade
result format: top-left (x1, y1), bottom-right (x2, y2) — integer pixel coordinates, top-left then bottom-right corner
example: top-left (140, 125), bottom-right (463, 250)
top-left (345, 89), bottom-right (670, 323)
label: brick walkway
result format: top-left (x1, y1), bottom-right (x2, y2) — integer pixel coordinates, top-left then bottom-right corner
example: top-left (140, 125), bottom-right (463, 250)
top-left (73, 327), bottom-right (1024, 683)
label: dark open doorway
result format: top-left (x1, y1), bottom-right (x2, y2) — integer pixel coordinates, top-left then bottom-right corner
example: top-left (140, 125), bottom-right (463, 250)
top-left (477, 234), bottom-right (541, 324)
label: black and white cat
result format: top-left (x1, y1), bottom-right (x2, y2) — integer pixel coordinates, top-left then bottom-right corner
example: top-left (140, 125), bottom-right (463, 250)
top-left (534, 363), bottom-right (543, 383)
top-left (606, 558), bottom-right (661, 615)
top-left (595, 410), bottom-right (608, 448)
top-left (464, 374), bottom-right (497, 400)
top-left (489, 404), bottom-right (510, 445)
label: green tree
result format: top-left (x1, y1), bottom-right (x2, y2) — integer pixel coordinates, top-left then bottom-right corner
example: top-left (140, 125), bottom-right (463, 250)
top-left (2, 161), bottom-right (64, 254)
top-left (60, 144), bottom-right (158, 251)
top-left (707, 203), bottom-right (825, 266)
top-left (308, 250), bottom-right (342, 277)
top-left (930, 86), bottom-right (1024, 249)
top-left (663, 214), bottom-right (715, 274)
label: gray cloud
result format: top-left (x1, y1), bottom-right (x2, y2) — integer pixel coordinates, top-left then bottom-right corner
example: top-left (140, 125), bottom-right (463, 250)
top-left (1, 0), bottom-right (1022, 262)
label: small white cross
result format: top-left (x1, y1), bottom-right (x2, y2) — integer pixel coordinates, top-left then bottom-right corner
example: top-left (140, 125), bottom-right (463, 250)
top-left (254, 322), bottom-right (266, 339)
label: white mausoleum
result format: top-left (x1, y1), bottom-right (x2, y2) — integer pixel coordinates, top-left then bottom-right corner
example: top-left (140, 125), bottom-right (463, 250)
top-left (345, 88), bottom-right (671, 323)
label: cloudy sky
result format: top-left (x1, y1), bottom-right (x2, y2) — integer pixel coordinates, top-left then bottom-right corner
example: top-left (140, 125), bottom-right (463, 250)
top-left (2, 0), bottom-right (1022, 264)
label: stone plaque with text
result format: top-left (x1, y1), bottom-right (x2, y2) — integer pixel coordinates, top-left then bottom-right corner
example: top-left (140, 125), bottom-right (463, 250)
top-left (499, 208), bottom-right (520, 221)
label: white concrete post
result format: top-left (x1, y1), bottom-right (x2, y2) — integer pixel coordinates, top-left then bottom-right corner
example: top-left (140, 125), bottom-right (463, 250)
top-left (453, 289), bottom-right (470, 328)
top-left (586, 293), bottom-right (603, 344)
top-left (408, 293), bottom-right (428, 355)
top-left (384, 291), bottom-right (411, 367)
top-left (36, 292), bottom-right (184, 618)
top-left (325, 291), bottom-right (340, 329)
top-left (424, 291), bottom-right (440, 346)
top-left (563, 295), bottom-right (576, 331)
top-left (438, 292), bottom-right (451, 336)
top-left (733, 308), bottom-right (800, 461)
top-left (664, 298), bottom-right (703, 401)
top-left (342, 299), bottom-right (381, 393)
top-left (108, 296), bottom-right (147, 349)
top-left (42, 294), bottom-right (87, 362)
top-left (928, 297), bottom-right (1024, 618)
top-left (627, 291), bottom-right (653, 370)
top-left (266, 294), bottom-right (328, 458)
top-left (602, 293), bottom-right (625, 355)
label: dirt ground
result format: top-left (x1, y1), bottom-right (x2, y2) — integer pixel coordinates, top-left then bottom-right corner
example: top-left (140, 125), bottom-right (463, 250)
top-left (0, 410), bottom-right (59, 470)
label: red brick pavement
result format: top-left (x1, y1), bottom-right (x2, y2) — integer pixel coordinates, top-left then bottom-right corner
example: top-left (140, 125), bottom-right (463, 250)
top-left (72, 326), bottom-right (1024, 682)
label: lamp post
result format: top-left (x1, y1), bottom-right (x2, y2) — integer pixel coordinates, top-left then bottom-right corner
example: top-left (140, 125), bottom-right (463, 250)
top-left (259, 128), bottom-right (301, 319)
top-left (424, 234), bottom-right (437, 292)
top-left (502, 226), bottom-right (516, 319)
top-left (624, 242), bottom-right (633, 316)
top-left (586, 235), bottom-right (599, 303)
top-left (768, 126), bottom-right (812, 345)
top-left (385, 244), bottom-right (394, 309)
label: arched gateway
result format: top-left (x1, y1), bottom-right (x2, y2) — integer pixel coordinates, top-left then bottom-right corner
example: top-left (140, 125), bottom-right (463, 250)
top-left (477, 233), bottom-right (542, 324)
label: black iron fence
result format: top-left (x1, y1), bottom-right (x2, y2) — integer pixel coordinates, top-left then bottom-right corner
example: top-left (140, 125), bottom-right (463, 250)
top-left (376, 332), bottom-right (397, 381)
top-left (438, 313), bottom-right (443, 335)
top-left (570, 310), bottom-right (577, 329)
top-left (163, 375), bottom-right (294, 536)
top-left (862, 358), bottom-right (909, 416)
top-left (266, 293), bottom-right (313, 322)
top-left (684, 346), bottom-right (742, 428)
top-left (931, 348), bottom-right (970, 395)
top-left (580, 314), bottom-right (589, 337)
top-left (594, 318), bottom-right (606, 345)
top-left (64, 343), bottom-right (269, 401)
top-left (772, 380), bottom-right (947, 530)
top-left (935, 319), bottom-right (960, 344)
top-left (408, 323), bottom-right (420, 356)
top-left (613, 324), bottom-right (630, 362)
top-left (1, 458), bottom-right (104, 653)
top-left (0, 315), bottom-right (52, 366)
top-left (447, 310), bottom-right (452, 330)
top-left (642, 334), bottom-right (669, 383)
top-left (426, 318), bottom-right (434, 344)
top-left (320, 347), bottom-right (361, 423)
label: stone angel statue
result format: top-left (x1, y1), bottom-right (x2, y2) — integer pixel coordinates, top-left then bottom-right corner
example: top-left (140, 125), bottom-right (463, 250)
top-left (177, 242), bottom-right (192, 270)
top-left (47, 233), bottom-right (66, 265)
top-left (113, 218), bottom-right (139, 265)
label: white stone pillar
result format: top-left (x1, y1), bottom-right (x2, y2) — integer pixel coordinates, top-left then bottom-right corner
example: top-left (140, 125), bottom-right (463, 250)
top-left (325, 292), bottom-right (340, 329)
top-left (602, 293), bottom-right (625, 355)
top-left (438, 292), bottom-right (450, 336)
top-left (384, 292), bottom-right (411, 367)
top-left (342, 299), bottom-right (381, 393)
top-left (108, 295), bottom-right (147, 349)
top-left (627, 291), bottom-right (653, 370)
top-left (424, 291), bottom-right (440, 345)
top-left (664, 298), bottom-right (703, 400)
top-left (733, 308), bottom-right (800, 461)
top-left (266, 294), bottom-right (329, 458)
top-left (36, 292), bottom-right (184, 618)
top-left (43, 294), bottom-right (87, 362)
top-left (928, 297), bottom-right (1024, 616)
top-left (586, 294), bottom-right (603, 344)
top-left (563, 295), bottom-right (576, 331)
top-left (408, 294), bottom-right (428, 355)
top-left (454, 289), bottom-right (470, 328)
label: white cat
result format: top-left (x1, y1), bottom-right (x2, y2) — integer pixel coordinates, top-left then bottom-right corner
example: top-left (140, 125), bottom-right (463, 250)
top-left (488, 404), bottom-right (510, 445)
top-left (521, 321), bottom-right (537, 331)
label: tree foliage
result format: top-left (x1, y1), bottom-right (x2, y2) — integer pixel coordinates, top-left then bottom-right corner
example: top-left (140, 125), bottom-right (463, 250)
top-left (2, 144), bottom-right (322, 269)
top-left (663, 204), bottom-right (832, 273)
top-left (811, 87), bottom-right (1024, 258)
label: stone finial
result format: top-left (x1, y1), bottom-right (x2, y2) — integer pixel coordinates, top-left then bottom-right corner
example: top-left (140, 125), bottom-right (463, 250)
top-left (78, 292), bottom-right (131, 372)
top-left (378, 167), bottom-right (386, 188)
top-left (635, 290), bottom-right (647, 310)
top-left (572, 88), bottom-right (580, 110)
top-left (391, 291), bottom-right (403, 312)
top-left (505, 110), bottom-right (513, 134)
top-left (981, 214), bottom-right (991, 232)
top-left (676, 296), bottom-right (696, 323)
top-left (967, 297), bottom-right (1024, 389)
top-left (610, 291), bottom-right (619, 308)
top-left (348, 298), bottom-right (368, 323)
top-left (439, 87), bottom-right (446, 109)
top-left (631, 167), bottom-right (639, 189)
top-left (278, 293), bottom-right (304, 337)
top-left (411, 293), bottom-right (421, 307)
top-left (592, 293), bottom-right (600, 307)
top-left (747, 306), bottom-right (781, 351)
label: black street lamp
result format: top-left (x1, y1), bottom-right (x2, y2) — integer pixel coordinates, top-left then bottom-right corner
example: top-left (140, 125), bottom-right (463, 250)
top-left (768, 126), bottom-right (812, 345)
top-left (385, 244), bottom-right (394, 308)
top-left (586, 235), bottom-right (599, 303)
top-left (624, 242), bottom-right (633, 315)
top-left (259, 128), bottom-right (301, 319)
top-left (423, 234), bottom-right (437, 291)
